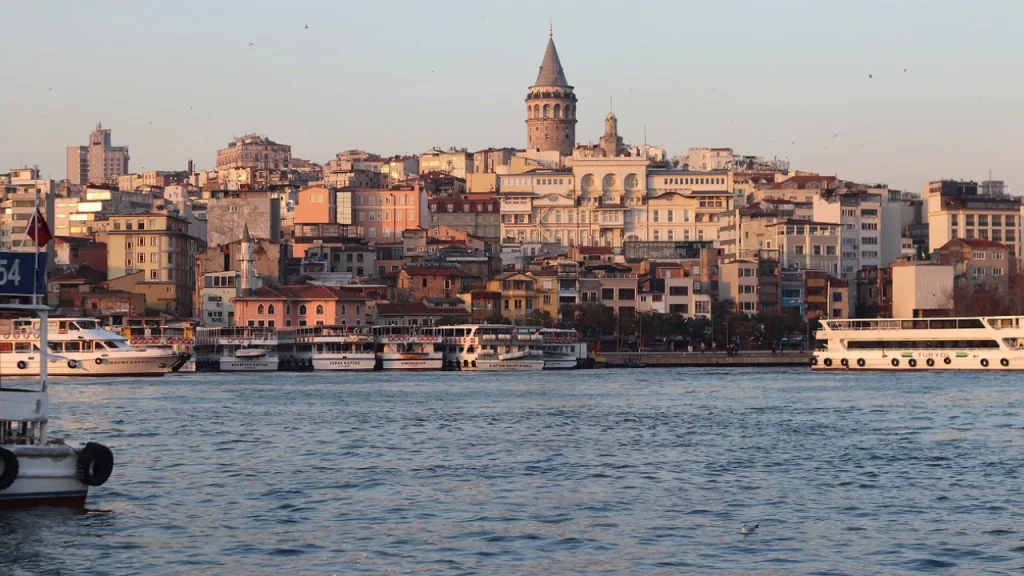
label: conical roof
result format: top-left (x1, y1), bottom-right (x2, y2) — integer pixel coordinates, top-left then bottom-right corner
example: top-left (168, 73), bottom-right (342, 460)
top-left (241, 223), bottom-right (251, 243)
top-left (534, 36), bottom-right (569, 87)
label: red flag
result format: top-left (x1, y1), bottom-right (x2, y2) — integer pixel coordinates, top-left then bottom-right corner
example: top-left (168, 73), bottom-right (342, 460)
top-left (26, 209), bottom-right (52, 247)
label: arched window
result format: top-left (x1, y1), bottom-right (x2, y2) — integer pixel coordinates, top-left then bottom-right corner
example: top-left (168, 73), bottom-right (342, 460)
top-left (356, 304), bottom-right (361, 316)
top-left (543, 104), bottom-right (550, 118)
top-left (286, 304), bottom-right (291, 315)
top-left (554, 104), bottom-right (561, 118)
top-left (533, 105), bottom-right (540, 119)
top-left (257, 304), bottom-right (265, 315)
top-left (298, 304), bottom-right (307, 315)
top-left (341, 304), bottom-right (346, 316)
top-left (267, 304), bottom-right (275, 315)
top-left (315, 304), bottom-right (324, 315)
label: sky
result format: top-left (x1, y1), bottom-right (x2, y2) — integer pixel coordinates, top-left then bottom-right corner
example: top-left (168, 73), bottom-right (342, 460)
top-left (2, 0), bottom-right (1022, 193)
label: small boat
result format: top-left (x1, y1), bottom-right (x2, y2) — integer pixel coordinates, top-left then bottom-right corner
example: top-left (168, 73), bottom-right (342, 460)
top-left (234, 347), bottom-right (268, 358)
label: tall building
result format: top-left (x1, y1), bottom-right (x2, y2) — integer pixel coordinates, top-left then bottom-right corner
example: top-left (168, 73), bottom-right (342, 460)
top-left (926, 179), bottom-right (1021, 268)
top-left (525, 29), bottom-right (577, 155)
top-left (215, 134), bottom-right (292, 171)
top-left (66, 123), bottom-right (130, 185)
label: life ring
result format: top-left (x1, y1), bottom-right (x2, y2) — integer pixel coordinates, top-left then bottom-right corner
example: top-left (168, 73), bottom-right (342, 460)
top-left (908, 359), bottom-right (917, 368)
top-left (926, 358), bottom-right (935, 367)
top-left (981, 358), bottom-right (989, 368)
top-left (0, 447), bottom-right (19, 491)
top-left (857, 358), bottom-right (866, 367)
top-left (471, 360), bottom-right (477, 368)
top-left (12, 333), bottom-right (20, 340)
top-left (891, 358), bottom-right (899, 367)
top-left (1, 334), bottom-right (8, 340)
top-left (16, 360), bottom-right (27, 370)
top-left (130, 338), bottom-right (138, 345)
top-left (824, 358), bottom-right (833, 367)
top-left (810, 356), bottom-right (818, 366)
top-left (943, 357), bottom-right (952, 365)
top-left (95, 358), bottom-right (104, 365)
top-left (31, 332), bottom-right (39, 340)
top-left (67, 360), bottom-right (78, 369)
top-left (75, 442), bottom-right (114, 487)
top-left (841, 358), bottom-right (849, 367)
top-left (1001, 358), bottom-right (1009, 367)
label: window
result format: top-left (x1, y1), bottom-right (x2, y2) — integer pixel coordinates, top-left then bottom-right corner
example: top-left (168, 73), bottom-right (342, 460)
top-left (992, 268), bottom-right (1004, 276)
top-left (813, 245), bottom-right (822, 255)
top-left (617, 288), bottom-right (636, 301)
top-left (315, 304), bottom-right (324, 315)
top-left (973, 267), bottom-right (986, 277)
top-left (795, 245), bottom-right (805, 255)
top-left (832, 291), bottom-right (843, 302)
top-left (978, 215), bottom-right (989, 226)
top-left (601, 288), bottom-right (615, 301)
top-left (826, 246), bottom-right (837, 256)
top-left (695, 300), bottom-right (711, 315)
top-left (862, 236), bottom-right (878, 245)
top-left (966, 215), bottom-right (975, 226)
top-left (992, 215), bottom-right (1002, 227)
top-left (268, 304), bottom-right (275, 315)
top-left (669, 286), bottom-right (688, 296)
top-left (993, 251), bottom-right (1004, 261)
top-left (257, 304), bottom-right (265, 314)
top-left (298, 304), bottom-right (307, 315)
top-left (861, 223), bottom-right (877, 230)
top-left (151, 237), bottom-right (158, 247)
top-left (514, 299), bottom-right (522, 310)
top-left (973, 251), bottom-right (985, 260)
top-left (543, 295), bottom-right (551, 305)
top-left (525, 299), bottom-right (533, 311)
top-left (150, 270), bottom-right (158, 280)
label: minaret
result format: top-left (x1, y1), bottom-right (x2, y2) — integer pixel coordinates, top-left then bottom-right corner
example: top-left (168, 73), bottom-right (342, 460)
top-left (239, 224), bottom-right (255, 297)
top-left (525, 25), bottom-right (577, 155)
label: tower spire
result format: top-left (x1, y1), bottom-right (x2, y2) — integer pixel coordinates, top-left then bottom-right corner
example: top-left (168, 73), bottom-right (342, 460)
top-left (549, 19), bottom-right (553, 37)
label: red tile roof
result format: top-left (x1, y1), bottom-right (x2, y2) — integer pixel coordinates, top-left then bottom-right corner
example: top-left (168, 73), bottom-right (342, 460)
top-left (766, 174), bottom-right (837, 190)
top-left (942, 238), bottom-right (1007, 249)
top-left (579, 246), bottom-right (614, 255)
top-left (399, 267), bottom-right (476, 277)
top-left (240, 284), bottom-right (370, 301)
top-left (376, 303), bottom-right (469, 316)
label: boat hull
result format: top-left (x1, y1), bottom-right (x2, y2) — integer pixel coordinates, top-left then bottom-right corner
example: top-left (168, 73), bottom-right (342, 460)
top-left (811, 350), bottom-right (1024, 371)
top-left (219, 358), bottom-right (280, 371)
top-left (311, 356), bottom-right (377, 371)
top-left (0, 353), bottom-right (180, 377)
top-left (543, 355), bottom-right (577, 370)
top-left (0, 446), bottom-right (90, 510)
top-left (459, 358), bottom-right (546, 371)
top-left (380, 356), bottom-right (443, 371)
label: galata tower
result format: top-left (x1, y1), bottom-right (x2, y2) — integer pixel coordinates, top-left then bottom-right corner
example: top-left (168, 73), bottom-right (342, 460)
top-left (525, 28), bottom-right (577, 155)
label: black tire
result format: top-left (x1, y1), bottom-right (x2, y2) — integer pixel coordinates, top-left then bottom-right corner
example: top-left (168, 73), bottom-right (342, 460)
top-left (0, 447), bottom-right (18, 491)
top-left (1001, 358), bottom-right (1009, 367)
top-left (810, 356), bottom-right (818, 366)
top-left (16, 360), bottom-right (27, 370)
top-left (908, 359), bottom-right (917, 368)
top-left (824, 358), bottom-right (833, 367)
top-left (67, 360), bottom-right (77, 369)
top-left (981, 359), bottom-right (989, 368)
top-left (95, 358), bottom-right (103, 365)
top-left (891, 358), bottom-right (899, 367)
top-left (841, 358), bottom-right (849, 367)
top-left (76, 442), bottom-right (114, 487)
top-left (926, 358), bottom-right (935, 367)
top-left (944, 357), bottom-right (952, 365)
top-left (857, 358), bottom-right (866, 367)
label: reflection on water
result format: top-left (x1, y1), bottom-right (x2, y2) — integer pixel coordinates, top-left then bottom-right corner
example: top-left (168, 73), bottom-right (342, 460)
top-left (1, 368), bottom-right (1021, 574)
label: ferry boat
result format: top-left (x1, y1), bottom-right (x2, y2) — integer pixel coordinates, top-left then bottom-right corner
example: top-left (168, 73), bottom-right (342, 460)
top-left (0, 317), bottom-right (183, 377)
top-left (421, 324), bottom-right (546, 371)
top-left (373, 325), bottom-right (443, 371)
top-left (294, 325), bottom-right (376, 371)
top-left (812, 316), bottom-right (1024, 371)
top-left (1, 305), bottom-right (114, 508)
top-left (193, 327), bottom-right (280, 372)
top-left (540, 328), bottom-right (584, 370)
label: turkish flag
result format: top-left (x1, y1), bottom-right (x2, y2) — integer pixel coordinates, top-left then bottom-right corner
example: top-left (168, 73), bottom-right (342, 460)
top-left (26, 209), bottom-right (52, 247)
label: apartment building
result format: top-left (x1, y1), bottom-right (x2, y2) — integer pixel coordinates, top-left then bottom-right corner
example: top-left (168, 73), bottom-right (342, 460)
top-left (936, 238), bottom-right (1013, 293)
top-left (926, 179), bottom-right (1021, 269)
top-left (765, 220), bottom-right (840, 275)
top-left (215, 134), bottom-right (291, 171)
top-left (419, 148), bottom-right (474, 179)
top-left (66, 123), bottom-right (130, 185)
top-left (106, 213), bottom-right (204, 316)
top-left (427, 196), bottom-right (500, 241)
top-left (351, 185), bottom-right (428, 243)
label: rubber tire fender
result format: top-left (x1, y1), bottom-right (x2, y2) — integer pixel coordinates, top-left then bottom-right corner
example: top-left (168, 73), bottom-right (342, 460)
top-left (76, 442), bottom-right (114, 487)
top-left (0, 447), bottom-right (18, 491)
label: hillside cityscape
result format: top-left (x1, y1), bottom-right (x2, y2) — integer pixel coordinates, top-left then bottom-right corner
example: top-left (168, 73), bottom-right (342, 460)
top-left (2, 31), bottom-right (1017, 352)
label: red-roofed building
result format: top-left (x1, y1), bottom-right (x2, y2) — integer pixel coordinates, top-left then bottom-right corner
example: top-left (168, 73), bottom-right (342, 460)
top-left (233, 284), bottom-right (374, 328)
top-left (936, 237), bottom-right (1014, 292)
top-left (375, 302), bottom-right (469, 326)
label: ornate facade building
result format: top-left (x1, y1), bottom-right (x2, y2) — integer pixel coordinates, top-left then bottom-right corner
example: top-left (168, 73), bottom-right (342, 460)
top-left (525, 30), bottom-right (577, 155)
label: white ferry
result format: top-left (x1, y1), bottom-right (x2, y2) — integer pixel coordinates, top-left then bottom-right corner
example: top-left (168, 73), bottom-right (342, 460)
top-left (812, 316), bottom-right (1024, 371)
top-left (194, 327), bottom-right (280, 372)
top-left (373, 325), bottom-right (443, 371)
top-left (540, 328), bottom-right (584, 370)
top-left (295, 325), bottom-right (376, 371)
top-left (421, 324), bottom-right (545, 371)
top-left (0, 317), bottom-right (183, 377)
top-left (1, 304), bottom-right (114, 509)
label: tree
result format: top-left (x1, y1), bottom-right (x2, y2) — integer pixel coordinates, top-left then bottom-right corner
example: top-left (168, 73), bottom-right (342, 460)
top-left (527, 309), bottom-right (555, 328)
top-left (574, 303), bottom-right (615, 340)
top-left (484, 313), bottom-right (513, 325)
top-left (435, 316), bottom-right (463, 326)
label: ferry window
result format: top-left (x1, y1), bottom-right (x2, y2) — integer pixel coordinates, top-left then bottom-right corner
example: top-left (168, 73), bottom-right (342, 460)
top-left (48, 342), bottom-right (62, 352)
top-left (957, 319), bottom-right (984, 329)
top-left (81, 342), bottom-right (92, 352)
top-left (65, 341), bottom-right (81, 352)
top-left (94, 342), bottom-right (106, 350)
top-left (14, 342), bottom-right (32, 352)
top-left (58, 321), bottom-right (69, 332)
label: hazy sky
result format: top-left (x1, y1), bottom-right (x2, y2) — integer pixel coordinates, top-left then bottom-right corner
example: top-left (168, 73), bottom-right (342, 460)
top-left (2, 0), bottom-right (1022, 192)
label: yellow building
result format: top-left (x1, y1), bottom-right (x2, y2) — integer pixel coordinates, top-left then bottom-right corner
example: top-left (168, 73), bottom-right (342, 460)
top-left (487, 271), bottom-right (539, 322)
top-left (106, 213), bottom-right (204, 317)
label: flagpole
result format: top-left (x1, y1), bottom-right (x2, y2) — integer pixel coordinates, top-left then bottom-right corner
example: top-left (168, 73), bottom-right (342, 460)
top-left (33, 187), bottom-right (40, 306)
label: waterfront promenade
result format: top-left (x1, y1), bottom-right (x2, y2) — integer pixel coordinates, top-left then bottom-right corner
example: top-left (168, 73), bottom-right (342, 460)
top-left (597, 350), bottom-right (811, 367)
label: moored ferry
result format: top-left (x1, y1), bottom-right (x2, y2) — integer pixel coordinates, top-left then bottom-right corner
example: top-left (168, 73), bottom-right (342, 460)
top-left (194, 327), bottom-right (280, 372)
top-left (0, 317), bottom-right (183, 377)
top-left (540, 328), bottom-right (584, 370)
top-left (373, 325), bottom-right (443, 371)
top-left (295, 325), bottom-right (376, 371)
top-left (812, 316), bottom-right (1024, 371)
top-left (421, 324), bottom-right (545, 371)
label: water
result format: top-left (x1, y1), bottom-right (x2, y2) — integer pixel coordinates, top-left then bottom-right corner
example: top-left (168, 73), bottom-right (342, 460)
top-left (2, 368), bottom-right (1023, 575)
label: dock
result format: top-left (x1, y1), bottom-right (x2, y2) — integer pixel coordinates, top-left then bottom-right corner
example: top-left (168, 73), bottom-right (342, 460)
top-left (596, 351), bottom-right (811, 368)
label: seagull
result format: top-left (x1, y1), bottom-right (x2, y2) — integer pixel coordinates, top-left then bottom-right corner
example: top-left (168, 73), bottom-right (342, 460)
top-left (741, 523), bottom-right (759, 535)
top-left (868, 74), bottom-right (873, 79)
top-left (248, 42), bottom-right (254, 46)
top-left (305, 24), bottom-right (308, 29)
top-left (903, 68), bottom-right (907, 72)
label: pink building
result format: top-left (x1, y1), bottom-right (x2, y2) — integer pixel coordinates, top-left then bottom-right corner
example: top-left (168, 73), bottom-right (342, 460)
top-left (233, 285), bottom-right (372, 327)
top-left (351, 185), bottom-right (428, 243)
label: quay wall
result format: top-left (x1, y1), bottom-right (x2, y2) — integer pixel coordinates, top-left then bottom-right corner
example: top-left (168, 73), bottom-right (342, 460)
top-left (597, 352), bottom-right (811, 368)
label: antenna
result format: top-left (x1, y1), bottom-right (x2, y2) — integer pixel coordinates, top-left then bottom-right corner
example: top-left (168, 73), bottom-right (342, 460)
top-left (609, 97), bottom-right (613, 114)
top-left (549, 19), bottom-right (553, 37)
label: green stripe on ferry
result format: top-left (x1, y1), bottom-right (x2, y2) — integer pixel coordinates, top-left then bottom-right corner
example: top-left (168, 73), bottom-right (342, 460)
top-left (900, 352), bottom-right (913, 358)
top-left (956, 352), bottom-right (968, 358)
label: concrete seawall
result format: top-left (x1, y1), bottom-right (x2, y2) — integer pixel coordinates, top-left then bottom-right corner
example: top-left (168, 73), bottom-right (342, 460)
top-left (597, 352), bottom-right (812, 368)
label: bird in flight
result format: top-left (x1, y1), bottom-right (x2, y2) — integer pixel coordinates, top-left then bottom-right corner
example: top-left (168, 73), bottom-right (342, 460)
top-left (305, 24), bottom-right (308, 29)
top-left (248, 42), bottom-right (254, 46)
top-left (868, 74), bottom-right (873, 79)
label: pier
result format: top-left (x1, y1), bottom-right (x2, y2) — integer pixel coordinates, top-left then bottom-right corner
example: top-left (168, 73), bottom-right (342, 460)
top-left (596, 351), bottom-right (811, 368)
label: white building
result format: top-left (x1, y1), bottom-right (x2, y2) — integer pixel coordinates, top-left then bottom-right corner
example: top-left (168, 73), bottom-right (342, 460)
top-left (812, 186), bottom-right (904, 282)
top-left (926, 179), bottom-right (1021, 269)
top-left (891, 262), bottom-right (954, 318)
